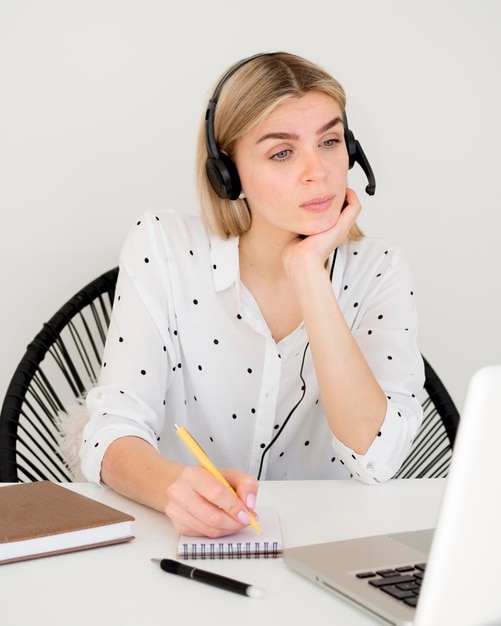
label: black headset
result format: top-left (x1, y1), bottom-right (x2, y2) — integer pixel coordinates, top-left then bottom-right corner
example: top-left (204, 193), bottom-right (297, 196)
top-left (204, 52), bottom-right (376, 201)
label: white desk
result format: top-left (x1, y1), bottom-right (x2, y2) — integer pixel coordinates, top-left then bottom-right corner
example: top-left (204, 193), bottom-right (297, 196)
top-left (1, 479), bottom-right (445, 626)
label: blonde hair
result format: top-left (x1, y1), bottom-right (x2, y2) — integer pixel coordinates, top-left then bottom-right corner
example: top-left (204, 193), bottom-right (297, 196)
top-left (196, 52), bottom-right (363, 241)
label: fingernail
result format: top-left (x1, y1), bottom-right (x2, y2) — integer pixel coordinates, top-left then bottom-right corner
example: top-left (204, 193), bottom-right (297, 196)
top-left (237, 510), bottom-right (251, 525)
top-left (246, 493), bottom-right (256, 510)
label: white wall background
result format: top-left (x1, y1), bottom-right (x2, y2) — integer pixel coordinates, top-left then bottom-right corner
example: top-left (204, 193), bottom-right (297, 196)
top-left (1, 0), bottom-right (500, 411)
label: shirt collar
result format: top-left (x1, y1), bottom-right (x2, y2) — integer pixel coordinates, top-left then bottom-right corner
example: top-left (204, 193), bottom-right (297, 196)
top-left (209, 232), bottom-right (240, 291)
top-left (208, 233), bottom-right (348, 295)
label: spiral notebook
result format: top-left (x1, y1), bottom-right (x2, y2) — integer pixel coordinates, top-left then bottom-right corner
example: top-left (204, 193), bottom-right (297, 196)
top-left (177, 506), bottom-right (283, 559)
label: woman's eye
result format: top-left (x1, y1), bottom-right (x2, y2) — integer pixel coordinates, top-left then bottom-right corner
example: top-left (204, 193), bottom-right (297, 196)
top-left (322, 138), bottom-right (341, 148)
top-left (271, 149), bottom-right (291, 160)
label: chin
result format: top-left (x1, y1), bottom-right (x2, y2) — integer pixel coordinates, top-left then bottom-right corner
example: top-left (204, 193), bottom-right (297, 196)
top-left (301, 215), bottom-right (340, 237)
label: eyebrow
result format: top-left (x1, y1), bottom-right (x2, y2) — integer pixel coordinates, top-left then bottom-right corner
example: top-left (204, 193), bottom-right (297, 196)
top-left (256, 116), bottom-right (344, 144)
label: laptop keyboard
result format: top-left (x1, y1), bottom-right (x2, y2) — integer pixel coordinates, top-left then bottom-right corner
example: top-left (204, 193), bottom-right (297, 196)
top-left (356, 563), bottom-right (426, 608)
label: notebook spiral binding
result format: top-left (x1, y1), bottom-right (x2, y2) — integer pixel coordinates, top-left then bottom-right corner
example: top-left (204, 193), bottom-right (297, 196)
top-left (181, 540), bottom-right (281, 560)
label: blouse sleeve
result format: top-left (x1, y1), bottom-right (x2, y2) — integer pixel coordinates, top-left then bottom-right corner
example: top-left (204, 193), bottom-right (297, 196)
top-left (80, 213), bottom-right (175, 484)
top-left (330, 242), bottom-right (425, 484)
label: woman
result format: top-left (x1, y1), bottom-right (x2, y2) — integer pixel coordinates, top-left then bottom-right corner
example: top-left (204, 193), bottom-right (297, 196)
top-left (81, 52), bottom-right (424, 538)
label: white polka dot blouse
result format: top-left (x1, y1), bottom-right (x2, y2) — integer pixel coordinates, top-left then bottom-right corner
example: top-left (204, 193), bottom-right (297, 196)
top-left (82, 211), bottom-right (424, 485)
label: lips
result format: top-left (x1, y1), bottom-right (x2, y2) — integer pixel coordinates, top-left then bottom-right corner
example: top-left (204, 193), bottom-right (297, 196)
top-left (300, 196), bottom-right (334, 213)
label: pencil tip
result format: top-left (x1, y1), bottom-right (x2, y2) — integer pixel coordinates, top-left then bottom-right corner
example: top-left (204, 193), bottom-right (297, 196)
top-left (251, 518), bottom-right (263, 534)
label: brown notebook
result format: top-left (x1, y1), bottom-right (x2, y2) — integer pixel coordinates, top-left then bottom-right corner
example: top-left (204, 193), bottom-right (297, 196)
top-left (0, 481), bottom-right (135, 565)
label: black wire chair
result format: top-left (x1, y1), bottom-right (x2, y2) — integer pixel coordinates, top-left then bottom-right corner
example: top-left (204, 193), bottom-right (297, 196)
top-left (0, 267), bottom-right (460, 482)
top-left (0, 268), bottom-right (118, 482)
top-left (393, 357), bottom-right (460, 479)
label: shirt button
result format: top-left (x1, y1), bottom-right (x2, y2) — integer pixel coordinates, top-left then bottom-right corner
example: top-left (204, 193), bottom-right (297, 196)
top-left (366, 462), bottom-right (375, 472)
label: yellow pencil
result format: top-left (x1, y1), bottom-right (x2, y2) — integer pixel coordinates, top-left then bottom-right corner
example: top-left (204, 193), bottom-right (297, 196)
top-left (174, 424), bottom-right (262, 534)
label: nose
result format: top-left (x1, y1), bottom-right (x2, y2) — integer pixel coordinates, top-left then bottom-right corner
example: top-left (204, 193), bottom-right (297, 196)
top-left (300, 149), bottom-right (327, 183)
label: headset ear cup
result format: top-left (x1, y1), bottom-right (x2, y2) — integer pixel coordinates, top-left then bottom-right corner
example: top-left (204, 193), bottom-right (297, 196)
top-left (206, 153), bottom-right (241, 200)
top-left (345, 128), bottom-right (357, 169)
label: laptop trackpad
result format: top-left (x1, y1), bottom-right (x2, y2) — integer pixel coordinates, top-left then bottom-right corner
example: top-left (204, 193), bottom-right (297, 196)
top-left (388, 528), bottom-right (435, 555)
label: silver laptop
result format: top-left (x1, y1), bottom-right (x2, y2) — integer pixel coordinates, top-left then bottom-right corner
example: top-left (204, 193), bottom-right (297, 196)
top-left (284, 366), bottom-right (501, 626)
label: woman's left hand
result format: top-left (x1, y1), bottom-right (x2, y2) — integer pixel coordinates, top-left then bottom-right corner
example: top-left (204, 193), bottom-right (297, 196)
top-left (282, 187), bottom-right (362, 277)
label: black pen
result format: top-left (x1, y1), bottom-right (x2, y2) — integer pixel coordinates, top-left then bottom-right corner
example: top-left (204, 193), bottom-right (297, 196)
top-left (151, 558), bottom-right (265, 599)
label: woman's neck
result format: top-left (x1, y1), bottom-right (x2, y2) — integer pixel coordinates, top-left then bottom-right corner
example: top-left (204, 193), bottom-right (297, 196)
top-left (238, 224), bottom-right (296, 280)
top-left (238, 226), bottom-right (303, 342)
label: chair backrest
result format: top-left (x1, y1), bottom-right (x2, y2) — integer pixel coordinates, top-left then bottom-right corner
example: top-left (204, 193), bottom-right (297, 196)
top-left (0, 267), bottom-right (460, 482)
top-left (393, 356), bottom-right (460, 479)
top-left (0, 268), bottom-right (118, 482)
